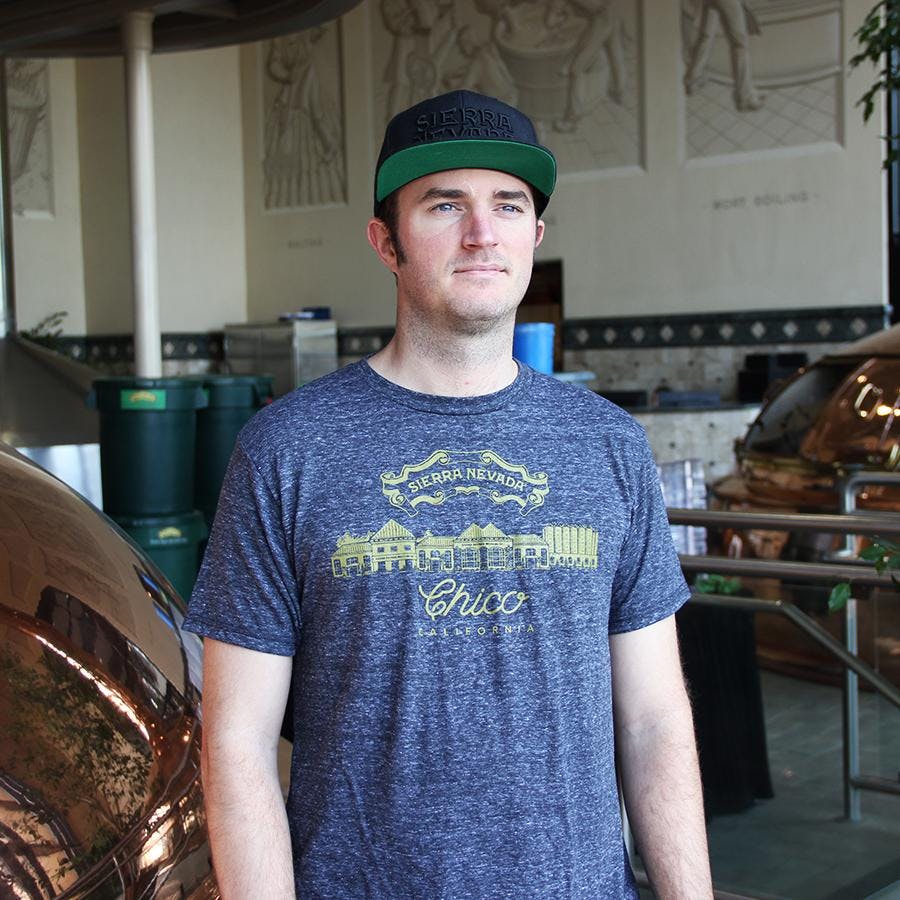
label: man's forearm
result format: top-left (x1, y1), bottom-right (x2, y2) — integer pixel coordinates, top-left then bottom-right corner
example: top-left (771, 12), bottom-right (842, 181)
top-left (202, 740), bottom-right (295, 898)
top-left (617, 695), bottom-right (713, 899)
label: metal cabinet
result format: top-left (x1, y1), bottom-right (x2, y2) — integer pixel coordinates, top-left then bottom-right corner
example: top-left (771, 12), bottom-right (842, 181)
top-left (224, 319), bottom-right (338, 397)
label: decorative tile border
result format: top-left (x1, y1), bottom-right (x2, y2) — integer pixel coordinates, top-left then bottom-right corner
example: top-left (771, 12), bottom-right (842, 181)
top-left (53, 332), bottom-right (225, 364)
top-left (338, 307), bottom-right (891, 354)
top-left (562, 306), bottom-right (890, 351)
top-left (337, 326), bottom-right (395, 357)
top-left (43, 305), bottom-right (892, 366)
top-left (52, 328), bottom-right (398, 364)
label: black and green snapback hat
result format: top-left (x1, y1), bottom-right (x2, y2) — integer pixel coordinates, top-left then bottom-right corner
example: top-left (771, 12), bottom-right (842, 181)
top-left (374, 90), bottom-right (557, 215)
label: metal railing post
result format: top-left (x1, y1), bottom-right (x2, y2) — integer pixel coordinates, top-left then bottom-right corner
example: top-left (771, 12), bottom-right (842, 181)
top-left (839, 474), bottom-right (865, 822)
top-left (840, 477), bottom-right (858, 556)
top-left (843, 596), bottom-right (861, 821)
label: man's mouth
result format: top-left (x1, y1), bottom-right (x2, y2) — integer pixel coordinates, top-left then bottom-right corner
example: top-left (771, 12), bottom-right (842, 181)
top-left (454, 265), bottom-right (506, 275)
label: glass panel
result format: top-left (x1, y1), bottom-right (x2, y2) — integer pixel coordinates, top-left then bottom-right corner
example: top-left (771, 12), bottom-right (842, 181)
top-left (701, 666), bottom-right (900, 898)
top-left (666, 577), bottom-right (900, 898)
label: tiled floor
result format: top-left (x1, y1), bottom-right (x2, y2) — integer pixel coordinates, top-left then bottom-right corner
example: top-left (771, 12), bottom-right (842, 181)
top-left (641, 670), bottom-right (900, 898)
top-left (685, 74), bottom-right (838, 158)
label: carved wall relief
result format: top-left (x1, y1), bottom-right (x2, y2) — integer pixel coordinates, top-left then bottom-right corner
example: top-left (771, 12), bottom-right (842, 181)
top-left (372, 0), bottom-right (643, 174)
top-left (262, 23), bottom-right (347, 209)
top-left (682, 0), bottom-right (842, 158)
top-left (6, 60), bottom-right (53, 216)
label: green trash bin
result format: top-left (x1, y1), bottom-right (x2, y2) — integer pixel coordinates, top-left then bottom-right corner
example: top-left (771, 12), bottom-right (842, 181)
top-left (116, 511), bottom-right (208, 602)
top-left (194, 375), bottom-right (274, 527)
top-left (87, 377), bottom-right (208, 517)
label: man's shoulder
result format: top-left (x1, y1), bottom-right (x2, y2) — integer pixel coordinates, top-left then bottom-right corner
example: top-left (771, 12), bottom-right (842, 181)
top-left (237, 360), bottom-right (368, 450)
top-left (527, 371), bottom-right (646, 438)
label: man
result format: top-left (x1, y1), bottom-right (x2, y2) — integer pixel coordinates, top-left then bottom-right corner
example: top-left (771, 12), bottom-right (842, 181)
top-left (185, 89), bottom-right (713, 898)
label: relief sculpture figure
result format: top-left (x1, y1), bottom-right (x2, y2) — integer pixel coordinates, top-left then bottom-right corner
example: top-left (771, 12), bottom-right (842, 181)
top-left (553, 0), bottom-right (628, 133)
top-left (6, 59), bottom-right (52, 214)
top-left (7, 60), bottom-right (47, 182)
top-left (683, 0), bottom-right (764, 111)
top-left (382, 0), bottom-right (459, 118)
top-left (264, 29), bottom-right (346, 209)
top-left (443, 24), bottom-right (518, 105)
top-left (373, 0), bottom-right (643, 170)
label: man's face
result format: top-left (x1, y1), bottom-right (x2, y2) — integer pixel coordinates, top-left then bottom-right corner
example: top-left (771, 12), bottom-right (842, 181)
top-left (369, 168), bottom-right (545, 335)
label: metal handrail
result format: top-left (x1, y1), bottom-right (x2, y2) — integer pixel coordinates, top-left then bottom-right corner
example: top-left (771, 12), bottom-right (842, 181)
top-left (667, 506), bottom-right (900, 535)
top-left (666, 483), bottom-right (900, 824)
top-left (669, 507), bottom-right (900, 536)
top-left (680, 553), bottom-right (896, 589)
top-left (688, 592), bottom-right (900, 710)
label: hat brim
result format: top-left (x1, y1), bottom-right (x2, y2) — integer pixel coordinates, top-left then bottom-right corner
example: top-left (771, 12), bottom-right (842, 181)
top-left (375, 139), bottom-right (557, 209)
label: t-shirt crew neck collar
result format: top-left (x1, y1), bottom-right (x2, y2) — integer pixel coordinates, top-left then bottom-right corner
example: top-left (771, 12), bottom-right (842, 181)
top-left (359, 357), bottom-right (532, 414)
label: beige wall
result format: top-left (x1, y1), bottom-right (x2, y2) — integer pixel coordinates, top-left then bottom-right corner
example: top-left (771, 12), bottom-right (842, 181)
top-left (12, 59), bottom-right (87, 334)
top-left (7, 0), bottom-right (889, 338)
top-left (75, 56), bottom-right (131, 334)
top-left (241, 0), bottom-right (886, 327)
top-left (13, 45), bottom-right (248, 335)
top-left (241, 4), bottom-right (391, 326)
top-left (151, 47), bottom-right (247, 332)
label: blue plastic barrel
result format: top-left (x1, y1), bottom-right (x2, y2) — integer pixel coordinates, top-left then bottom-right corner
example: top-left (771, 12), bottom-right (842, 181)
top-left (513, 322), bottom-right (555, 374)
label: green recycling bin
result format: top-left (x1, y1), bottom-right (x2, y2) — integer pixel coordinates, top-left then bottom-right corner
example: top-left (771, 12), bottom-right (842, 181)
top-left (87, 377), bottom-right (208, 517)
top-left (194, 375), bottom-right (274, 527)
top-left (116, 511), bottom-right (208, 601)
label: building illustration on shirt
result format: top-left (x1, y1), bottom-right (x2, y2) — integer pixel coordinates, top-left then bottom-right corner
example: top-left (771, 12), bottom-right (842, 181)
top-left (331, 520), bottom-right (599, 577)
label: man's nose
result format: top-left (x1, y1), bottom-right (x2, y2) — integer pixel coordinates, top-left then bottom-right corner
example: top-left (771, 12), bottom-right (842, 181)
top-left (462, 208), bottom-right (498, 248)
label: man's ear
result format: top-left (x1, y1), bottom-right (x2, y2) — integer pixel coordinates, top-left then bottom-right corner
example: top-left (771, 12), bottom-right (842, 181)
top-left (367, 218), bottom-right (399, 273)
top-left (535, 218), bottom-right (546, 249)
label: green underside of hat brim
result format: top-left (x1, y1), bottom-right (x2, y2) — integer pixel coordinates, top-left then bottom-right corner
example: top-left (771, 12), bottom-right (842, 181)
top-left (376, 140), bottom-right (557, 204)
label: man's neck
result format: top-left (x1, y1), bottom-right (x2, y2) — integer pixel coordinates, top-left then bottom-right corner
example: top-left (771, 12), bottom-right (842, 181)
top-left (367, 322), bottom-right (519, 397)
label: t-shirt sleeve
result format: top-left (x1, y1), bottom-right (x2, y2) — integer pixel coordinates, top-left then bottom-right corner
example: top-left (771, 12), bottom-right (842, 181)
top-left (183, 439), bottom-right (300, 656)
top-left (607, 433), bottom-right (691, 634)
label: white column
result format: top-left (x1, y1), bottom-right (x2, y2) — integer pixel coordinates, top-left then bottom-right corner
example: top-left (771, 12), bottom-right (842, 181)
top-left (122, 10), bottom-right (161, 378)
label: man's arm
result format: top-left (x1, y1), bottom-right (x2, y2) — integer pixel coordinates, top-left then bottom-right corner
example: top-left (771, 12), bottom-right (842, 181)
top-left (201, 638), bottom-right (295, 898)
top-left (610, 614), bottom-right (713, 899)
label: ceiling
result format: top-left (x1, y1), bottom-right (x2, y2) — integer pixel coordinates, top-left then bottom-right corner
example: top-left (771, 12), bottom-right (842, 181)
top-left (0, 0), bottom-right (363, 56)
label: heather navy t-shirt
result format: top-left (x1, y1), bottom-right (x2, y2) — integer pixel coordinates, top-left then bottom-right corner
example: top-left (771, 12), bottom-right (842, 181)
top-left (185, 360), bottom-right (689, 899)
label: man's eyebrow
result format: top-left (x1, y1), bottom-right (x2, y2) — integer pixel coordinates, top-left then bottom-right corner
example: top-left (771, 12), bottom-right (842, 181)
top-left (494, 189), bottom-right (531, 206)
top-left (416, 187), bottom-right (533, 207)
top-left (418, 187), bottom-right (466, 202)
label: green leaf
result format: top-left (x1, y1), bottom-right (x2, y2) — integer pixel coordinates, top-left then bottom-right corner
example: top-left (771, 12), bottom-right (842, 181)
top-left (860, 544), bottom-right (886, 561)
top-left (694, 573), bottom-right (743, 595)
top-left (850, 0), bottom-right (900, 150)
top-left (828, 582), bottom-right (851, 612)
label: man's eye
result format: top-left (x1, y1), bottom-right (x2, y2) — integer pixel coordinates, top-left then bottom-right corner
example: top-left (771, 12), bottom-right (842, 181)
top-left (432, 202), bottom-right (458, 212)
top-left (499, 204), bottom-right (524, 213)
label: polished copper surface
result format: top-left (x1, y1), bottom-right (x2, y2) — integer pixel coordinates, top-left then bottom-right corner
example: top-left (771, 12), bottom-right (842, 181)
top-left (710, 346), bottom-right (900, 685)
top-left (741, 355), bottom-right (900, 472)
top-left (716, 352), bottom-right (900, 513)
top-left (0, 443), bottom-right (216, 898)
